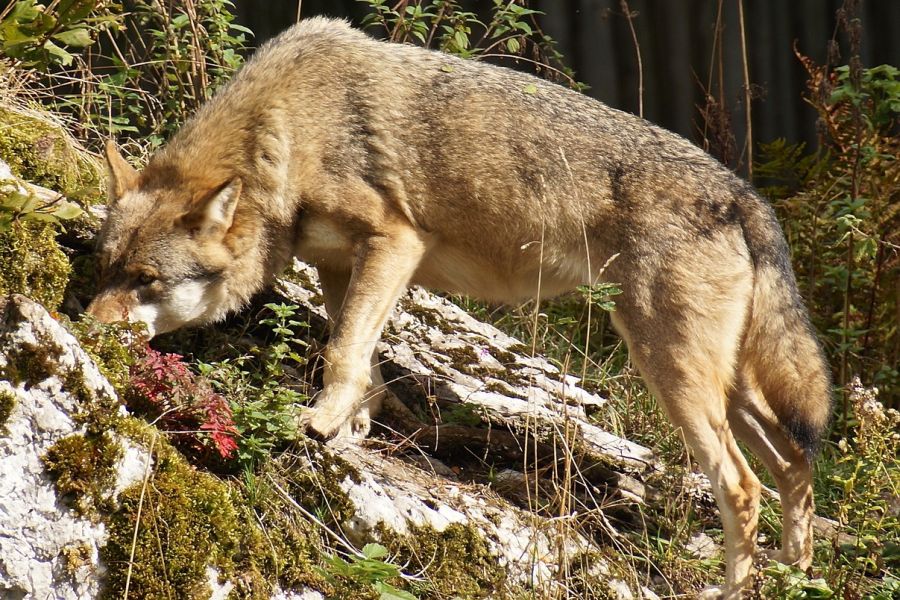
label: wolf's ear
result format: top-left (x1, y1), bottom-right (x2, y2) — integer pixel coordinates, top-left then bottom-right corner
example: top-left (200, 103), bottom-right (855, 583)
top-left (178, 177), bottom-right (242, 238)
top-left (104, 140), bottom-right (138, 203)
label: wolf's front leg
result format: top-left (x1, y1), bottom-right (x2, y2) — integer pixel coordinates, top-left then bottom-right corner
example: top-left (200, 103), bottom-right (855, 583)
top-left (317, 267), bottom-right (395, 439)
top-left (307, 225), bottom-right (426, 438)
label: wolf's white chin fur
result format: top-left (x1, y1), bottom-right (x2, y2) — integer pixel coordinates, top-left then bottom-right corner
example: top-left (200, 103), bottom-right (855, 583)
top-left (129, 279), bottom-right (228, 338)
top-left (128, 303), bottom-right (159, 337)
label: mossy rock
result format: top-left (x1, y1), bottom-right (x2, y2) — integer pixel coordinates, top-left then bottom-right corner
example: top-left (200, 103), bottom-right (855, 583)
top-left (0, 101), bottom-right (104, 310)
top-left (99, 419), bottom-right (286, 599)
top-left (378, 522), bottom-right (508, 599)
top-left (43, 432), bottom-right (123, 516)
top-left (0, 220), bottom-right (70, 310)
top-left (0, 103), bottom-right (102, 204)
top-left (0, 388), bottom-right (15, 434)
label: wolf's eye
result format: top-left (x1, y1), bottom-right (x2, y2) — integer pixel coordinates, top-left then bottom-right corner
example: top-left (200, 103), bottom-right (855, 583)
top-left (138, 273), bottom-right (157, 286)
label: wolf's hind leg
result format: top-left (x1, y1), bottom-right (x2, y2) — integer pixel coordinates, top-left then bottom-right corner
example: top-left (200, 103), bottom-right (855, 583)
top-left (727, 375), bottom-right (815, 569)
top-left (611, 332), bottom-right (761, 597)
top-left (651, 375), bottom-right (761, 598)
top-left (609, 252), bottom-right (758, 598)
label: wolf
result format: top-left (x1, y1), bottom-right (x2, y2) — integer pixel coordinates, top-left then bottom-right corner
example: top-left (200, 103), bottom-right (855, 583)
top-left (87, 17), bottom-right (832, 598)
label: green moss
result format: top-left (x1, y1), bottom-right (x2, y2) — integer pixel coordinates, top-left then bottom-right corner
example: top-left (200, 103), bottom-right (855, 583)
top-left (43, 432), bottom-right (123, 516)
top-left (65, 317), bottom-right (145, 399)
top-left (483, 380), bottom-right (525, 398)
top-left (103, 440), bottom-right (240, 597)
top-left (0, 104), bottom-right (102, 203)
top-left (101, 419), bottom-right (333, 599)
top-left (0, 220), bottom-right (71, 310)
top-left (486, 347), bottom-right (517, 366)
top-left (103, 418), bottom-right (257, 598)
top-left (0, 336), bottom-right (63, 388)
top-left (0, 388), bottom-right (15, 433)
top-left (440, 402), bottom-right (484, 427)
top-left (280, 443), bottom-right (361, 531)
top-left (398, 297), bottom-right (456, 334)
top-left (60, 542), bottom-right (94, 579)
top-left (0, 102), bottom-right (104, 309)
top-left (443, 345), bottom-right (490, 378)
top-left (506, 343), bottom-right (529, 356)
top-left (378, 522), bottom-right (507, 599)
top-left (251, 459), bottom-right (333, 592)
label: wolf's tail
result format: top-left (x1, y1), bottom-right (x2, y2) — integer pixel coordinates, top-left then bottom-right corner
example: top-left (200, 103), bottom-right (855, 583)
top-left (737, 188), bottom-right (832, 460)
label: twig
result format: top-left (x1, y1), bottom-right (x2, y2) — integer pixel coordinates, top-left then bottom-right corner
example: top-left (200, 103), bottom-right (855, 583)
top-left (124, 431), bottom-right (158, 600)
top-left (702, 0), bottom-right (725, 151)
top-left (738, 0), bottom-right (753, 181)
top-left (619, 0), bottom-right (643, 118)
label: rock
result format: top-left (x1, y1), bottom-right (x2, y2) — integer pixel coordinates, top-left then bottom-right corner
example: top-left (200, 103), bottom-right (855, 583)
top-left (0, 294), bottom-right (144, 599)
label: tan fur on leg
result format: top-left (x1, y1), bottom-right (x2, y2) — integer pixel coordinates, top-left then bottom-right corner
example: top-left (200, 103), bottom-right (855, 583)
top-left (728, 375), bottom-right (815, 569)
top-left (308, 224), bottom-right (426, 437)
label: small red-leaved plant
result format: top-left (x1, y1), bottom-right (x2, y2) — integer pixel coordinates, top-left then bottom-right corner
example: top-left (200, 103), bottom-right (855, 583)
top-left (128, 347), bottom-right (238, 460)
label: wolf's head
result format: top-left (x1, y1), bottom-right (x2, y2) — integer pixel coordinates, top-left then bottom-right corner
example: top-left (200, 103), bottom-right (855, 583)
top-left (87, 142), bottom-right (248, 337)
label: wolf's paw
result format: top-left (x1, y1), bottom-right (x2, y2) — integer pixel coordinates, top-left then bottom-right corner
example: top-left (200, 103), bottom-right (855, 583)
top-left (304, 402), bottom-right (354, 439)
top-left (697, 585), bottom-right (747, 600)
top-left (333, 409), bottom-right (371, 441)
top-left (696, 586), bottom-right (724, 599)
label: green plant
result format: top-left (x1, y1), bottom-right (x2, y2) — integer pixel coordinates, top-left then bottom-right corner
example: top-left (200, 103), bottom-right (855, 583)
top-left (760, 561), bottom-right (834, 599)
top-left (0, 0), bottom-right (121, 70)
top-left (359, 0), bottom-right (581, 89)
top-left (83, 0), bottom-right (249, 143)
top-left (757, 55), bottom-right (899, 410)
top-left (817, 380), bottom-right (899, 589)
top-left (578, 282), bottom-right (623, 313)
top-left (0, 175), bottom-right (82, 232)
top-left (3, 0), bottom-right (249, 148)
top-left (318, 543), bottom-right (417, 600)
top-left (198, 302), bottom-right (309, 468)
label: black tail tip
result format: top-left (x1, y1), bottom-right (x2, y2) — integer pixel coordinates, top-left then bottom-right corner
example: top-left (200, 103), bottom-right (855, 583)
top-left (786, 416), bottom-right (829, 462)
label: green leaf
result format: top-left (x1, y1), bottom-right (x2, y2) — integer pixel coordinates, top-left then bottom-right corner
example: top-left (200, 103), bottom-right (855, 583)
top-left (229, 23), bottom-right (253, 35)
top-left (56, 0), bottom-right (96, 26)
top-left (51, 202), bottom-right (83, 220)
top-left (9, 0), bottom-right (41, 22)
top-left (522, 83), bottom-right (538, 95)
top-left (171, 14), bottom-right (190, 29)
top-left (43, 39), bottom-right (74, 66)
top-left (514, 21), bottom-right (533, 35)
top-left (374, 581), bottom-right (418, 600)
top-left (453, 30), bottom-right (468, 50)
top-left (52, 27), bottom-right (92, 47)
top-left (362, 543), bottom-right (388, 560)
